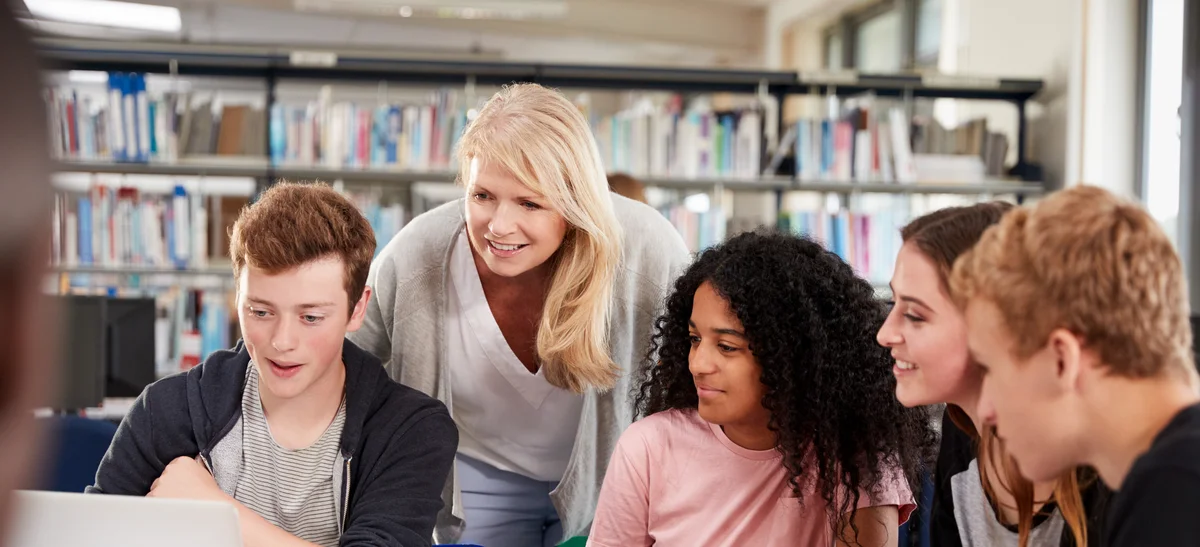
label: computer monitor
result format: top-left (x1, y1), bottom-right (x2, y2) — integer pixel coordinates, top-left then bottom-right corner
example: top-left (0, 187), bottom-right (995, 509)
top-left (45, 295), bottom-right (106, 411)
top-left (43, 295), bottom-right (157, 410)
top-left (104, 296), bottom-right (157, 398)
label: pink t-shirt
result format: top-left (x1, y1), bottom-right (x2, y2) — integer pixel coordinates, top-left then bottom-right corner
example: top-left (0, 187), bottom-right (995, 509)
top-left (588, 409), bottom-right (915, 546)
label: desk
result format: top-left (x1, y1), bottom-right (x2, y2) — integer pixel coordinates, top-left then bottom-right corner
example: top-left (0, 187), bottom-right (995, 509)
top-left (33, 397), bottom-right (136, 421)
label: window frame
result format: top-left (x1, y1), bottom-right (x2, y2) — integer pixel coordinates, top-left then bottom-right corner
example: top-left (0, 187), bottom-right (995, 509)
top-left (1180, 0), bottom-right (1200, 303)
top-left (821, 0), bottom-right (937, 72)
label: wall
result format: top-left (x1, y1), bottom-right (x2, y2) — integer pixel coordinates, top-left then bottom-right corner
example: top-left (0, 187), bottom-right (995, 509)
top-left (951, 0), bottom-right (1137, 196)
top-left (948, 0), bottom-right (1080, 190)
top-left (765, 0), bottom-right (873, 69)
top-left (767, 0), bottom-right (1140, 195)
top-left (25, 0), bottom-right (766, 68)
top-left (1076, 0), bottom-right (1139, 197)
top-left (131, 0), bottom-right (767, 68)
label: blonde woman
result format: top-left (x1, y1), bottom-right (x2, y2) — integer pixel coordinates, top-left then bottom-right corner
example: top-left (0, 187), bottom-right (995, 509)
top-left (349, 83), bottom-right (692, 547)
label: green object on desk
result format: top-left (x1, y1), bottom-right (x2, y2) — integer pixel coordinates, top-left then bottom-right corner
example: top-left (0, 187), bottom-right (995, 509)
top-left (560, 537), bottom-right (587, 546)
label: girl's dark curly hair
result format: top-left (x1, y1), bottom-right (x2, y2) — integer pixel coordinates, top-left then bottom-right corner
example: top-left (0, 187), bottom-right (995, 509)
top-left (635, 229), bottom-right (935, 542)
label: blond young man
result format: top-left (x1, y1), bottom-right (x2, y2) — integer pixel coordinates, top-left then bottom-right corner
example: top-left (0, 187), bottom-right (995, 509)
top-left (951, 185), bottom-right (1200, 546)
top-left (90, 182), bottom-right (458, 547)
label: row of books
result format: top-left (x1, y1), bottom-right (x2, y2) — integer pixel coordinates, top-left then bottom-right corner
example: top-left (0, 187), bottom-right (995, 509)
top-left (47, 72), bottom-right (268, 163)
top-left (784, 106), bottom-right (919, 183)
top-left (47, 182), bottom-right (945, 285)
top-left (269, 89), bottom-right (467, 171)
top-left (343, 189), bottom-right (408, 257)
top-left (658, 204), bottom-right (728, 254)
top-left (49, 180), bottom-right (411, 269)
top-left (44, 76), bottom-right (1016, 191)
top-left (47, 73), bottom-right (171, 162)
top-left (175, 288), bottom-right (233, 374)
top-left (777, 192), bottom-right (987, 285)
top-left (772, 93), bottom-right (1021, 184)
top-left (593, 96), bottom-right (763, 180)
top-left (654, 195), bottom-right (909, 284)
top-left (911, 116), bottom-right (1010, 177)
top-left (778, 208), bottom-right (907, 286)
top-left (49, 78), bottom-right (769, 180)
top-left (51, 184), bottom-right (210, 269)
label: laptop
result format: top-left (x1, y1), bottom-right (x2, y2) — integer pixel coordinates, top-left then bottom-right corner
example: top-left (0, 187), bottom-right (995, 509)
top-left (5, 490), bottom-right (243, 547)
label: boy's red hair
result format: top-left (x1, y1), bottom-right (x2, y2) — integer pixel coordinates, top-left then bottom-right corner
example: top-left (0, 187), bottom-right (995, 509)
top-left (229, 181), bottom-right (376, 312)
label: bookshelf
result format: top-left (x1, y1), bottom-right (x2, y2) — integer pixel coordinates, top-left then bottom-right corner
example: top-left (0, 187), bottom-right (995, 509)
top-left (55, 159), bottom-right (460, 184)
top-left (55, 159), bottom-right (267, 178)
top-left (35, 38), bottom-right (1052, 377)
top-left (38, 37), bottom-right (1046, 186)
top-left (54, 159), bottom-right (1042, 196)
top-left (39, 39), bottom-right (1049, 268)
top-left (39, 40), bottom-right (1051, 261)
top-left (52, 264), bottom-right (234, 277)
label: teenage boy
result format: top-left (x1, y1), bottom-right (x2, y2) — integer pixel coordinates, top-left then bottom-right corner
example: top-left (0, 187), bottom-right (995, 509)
top-left (89, 182), bottom-right (459, 547)
top-left (951, 184), bottom-right (1200, 546)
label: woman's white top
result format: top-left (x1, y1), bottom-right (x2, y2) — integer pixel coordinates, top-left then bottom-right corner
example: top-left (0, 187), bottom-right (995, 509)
top-left (446, 232), bottom-right (585, 482)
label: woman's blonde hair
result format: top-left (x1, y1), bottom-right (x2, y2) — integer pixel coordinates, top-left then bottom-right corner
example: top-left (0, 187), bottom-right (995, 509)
top-left (455, 83), bottom-right (623, 394)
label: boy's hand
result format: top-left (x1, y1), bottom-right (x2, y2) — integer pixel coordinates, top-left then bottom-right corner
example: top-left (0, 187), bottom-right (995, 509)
top-left (147, 456), bottom-right (229, 503)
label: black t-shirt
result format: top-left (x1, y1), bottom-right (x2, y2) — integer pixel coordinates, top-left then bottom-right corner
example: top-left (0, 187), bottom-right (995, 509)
top-left (1106, 402), bottom-right (1200, 546)
top-left (930, 409), bottom-right (1112, 547)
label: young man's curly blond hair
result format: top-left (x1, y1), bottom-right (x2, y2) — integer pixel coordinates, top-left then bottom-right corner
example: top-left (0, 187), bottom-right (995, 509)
top-left (951, 185), bottom-right (1194, 380)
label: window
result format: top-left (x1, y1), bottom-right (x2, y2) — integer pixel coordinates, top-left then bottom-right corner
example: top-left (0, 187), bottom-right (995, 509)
top-left (821, 0), bottom-right (938, 73)
top-left (855, 8), bottom-right (903, 72)
top-left (914, 0), bottom-right (941, 68)
top-left (826, 32), bottom-right (844, 70)
top-left (1140, 0), bottom-right (1185, 246)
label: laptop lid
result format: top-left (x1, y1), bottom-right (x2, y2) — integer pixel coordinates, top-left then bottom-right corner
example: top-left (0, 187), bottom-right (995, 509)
top-left (5, 490), bottom-right (242, 547)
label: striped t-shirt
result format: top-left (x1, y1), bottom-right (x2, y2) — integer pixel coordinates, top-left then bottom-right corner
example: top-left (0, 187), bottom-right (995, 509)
top-left (233, 365), bottom-right (347, 547)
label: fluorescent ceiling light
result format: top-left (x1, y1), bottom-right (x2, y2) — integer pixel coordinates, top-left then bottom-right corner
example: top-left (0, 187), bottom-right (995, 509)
top-left (295, 0), bottom-right (567, 21)
top-left (24, 0), bottom-right (182, 33)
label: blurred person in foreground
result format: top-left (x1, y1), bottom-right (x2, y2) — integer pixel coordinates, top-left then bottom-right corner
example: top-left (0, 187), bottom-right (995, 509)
top-left (0, 3), bottom-right (62, 543)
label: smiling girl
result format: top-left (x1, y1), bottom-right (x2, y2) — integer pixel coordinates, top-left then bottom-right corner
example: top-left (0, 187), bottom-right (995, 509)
top-left (348, 83), bottom-right (692, 547)
top-left (589, 230), bottom-right (932, 546)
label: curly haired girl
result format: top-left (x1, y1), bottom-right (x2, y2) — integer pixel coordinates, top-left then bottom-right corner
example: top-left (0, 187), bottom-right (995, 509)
top-left (588, 230), bottom-right (934, 546)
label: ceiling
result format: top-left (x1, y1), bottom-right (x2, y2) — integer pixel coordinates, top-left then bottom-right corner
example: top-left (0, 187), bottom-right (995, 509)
top-left (696, 0), bottom-right (775, 5)
top-left (20, 0), bottom-right (774, 67)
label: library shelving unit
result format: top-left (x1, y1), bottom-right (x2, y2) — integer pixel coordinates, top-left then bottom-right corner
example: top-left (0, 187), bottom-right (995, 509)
top-left (38, 38), bottom-right (1048, 291)
top-left (37, 38), bottom-right (1049, 377)
top-left (51, 158), bottom-right (1044, 195)
top-left (38, 38), bottom-right (1046, 191)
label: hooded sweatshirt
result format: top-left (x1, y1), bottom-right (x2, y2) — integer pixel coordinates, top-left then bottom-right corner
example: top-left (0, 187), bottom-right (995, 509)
top-left (87, 338), bottom-right (458, 547)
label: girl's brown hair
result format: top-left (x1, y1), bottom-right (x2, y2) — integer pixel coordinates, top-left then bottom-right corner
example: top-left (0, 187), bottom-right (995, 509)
top-left (902, 201), bottom-right (1090, 547)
